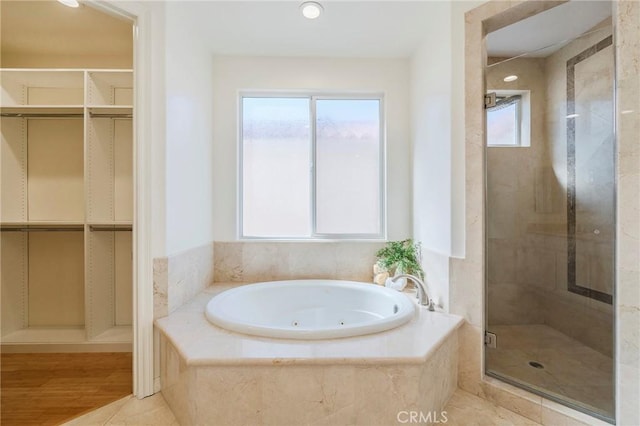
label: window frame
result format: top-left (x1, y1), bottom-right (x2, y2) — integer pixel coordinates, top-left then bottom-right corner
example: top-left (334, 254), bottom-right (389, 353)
top-left (238, 91), bottom-right (386, 241)
top-left (486, 89), bottom-right (531, 148)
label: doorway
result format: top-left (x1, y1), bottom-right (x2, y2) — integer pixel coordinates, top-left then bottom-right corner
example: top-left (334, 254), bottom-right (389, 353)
top-left (0, 1), bottom-right (136, 422)
top-left (483, 1), bottom-right (616, 422)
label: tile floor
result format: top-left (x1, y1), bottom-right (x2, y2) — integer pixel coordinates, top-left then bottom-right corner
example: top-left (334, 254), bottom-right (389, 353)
top-left (445, 389), bottom-right (541, 425)
top-left (486, 324), bottom-right (614, 419)
top-left (63, 394), bottom-right (178, 426)
top-left (64, 389), bottom-right (538, 425)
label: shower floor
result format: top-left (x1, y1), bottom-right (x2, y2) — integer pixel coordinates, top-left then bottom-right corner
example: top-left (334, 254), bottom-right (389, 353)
top-left (485, 324), bottom-right (614, 419)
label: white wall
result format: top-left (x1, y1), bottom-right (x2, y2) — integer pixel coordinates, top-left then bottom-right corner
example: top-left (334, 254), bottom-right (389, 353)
top-left (211, 56), bottom-right (412, 241)
top-left (149, 2), bottom-right (167, 259)
top-left (163, 3), bottom-right (215, 256)
top-left (103, 1), bottom-right (215, 258)
top-left (410, 1), bottom-right (453, 310)
top-left (410, 0), bottom-right (485, 309)
top-left (411, 1), bottom-right (453, 257)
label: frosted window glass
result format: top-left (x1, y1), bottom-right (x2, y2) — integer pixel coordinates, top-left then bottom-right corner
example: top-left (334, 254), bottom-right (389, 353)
top-left (242, 97), bottom-right (311, 237)
top-left (315, 99), bottom-right (381, 234)
top-left (487, 102), bottom-right (518, 146)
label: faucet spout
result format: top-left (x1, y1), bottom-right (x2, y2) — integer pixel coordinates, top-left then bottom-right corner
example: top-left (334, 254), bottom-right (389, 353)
top-left (390, 274), bottom-right (435, 311)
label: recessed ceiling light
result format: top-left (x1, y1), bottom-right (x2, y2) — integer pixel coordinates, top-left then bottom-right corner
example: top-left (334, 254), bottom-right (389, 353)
top-left (300, 2), bottom-right (323, 19)
top-left (621, 110), bottom-right (634, 115)
top-left (58, 0), bottom-right (80, 7)
top-left (503, 75), bottom-right (518, 82)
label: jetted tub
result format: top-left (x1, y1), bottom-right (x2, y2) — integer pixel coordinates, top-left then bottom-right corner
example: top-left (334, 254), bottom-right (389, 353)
top-left (205, 279), bottom-right (416, 339)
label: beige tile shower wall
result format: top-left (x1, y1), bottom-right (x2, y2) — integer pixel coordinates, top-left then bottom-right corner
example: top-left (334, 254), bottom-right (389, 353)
top-left (485, 58), bottom-right (548, 326)
top-left (541, 22), bottom-right (614, 356)
top-left (615, 2), bottom-right (640, 424)
top-left (213, 242), bottom-right (385, 284)
top-left (153, 242), bottom-right (214, 319)
top-left (541, 294), bottom-right (613, 357)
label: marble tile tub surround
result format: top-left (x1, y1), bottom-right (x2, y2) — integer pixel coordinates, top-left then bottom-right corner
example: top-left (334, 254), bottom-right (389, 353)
top-left (156, 284), bottom-right (463, 426)
top-left (214, 241), bottom-right (385, 283)
top-left (153, 242), bottom-right (214, 319)
top-left (155, 284), bottom-right (463, 366)
top-left (459, 1), bottom-right (640, 425)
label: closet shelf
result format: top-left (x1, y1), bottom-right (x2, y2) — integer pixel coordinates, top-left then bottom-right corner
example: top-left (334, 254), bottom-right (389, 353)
top-left (1, 221), bottom-right (85, 225)
top-left (0, 106), bottom-right (133, 118)
top-left (2, 220), bottom-right (84, 224)
top-left (1, 224), bottom-right (84, 232)
top-left (89, 326), bottom-right (132, 343)
top-left (0, 327), bottom-right (132, 349)
top-left (1, 68), bottom-right (134, 349)
top-left (1, 106), bottom-right (84, 117)
top-left (2, 327), bottom-right (86, 344)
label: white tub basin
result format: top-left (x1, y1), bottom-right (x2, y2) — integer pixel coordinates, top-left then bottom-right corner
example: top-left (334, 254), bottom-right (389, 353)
top-left (205, 279), bottom-right (416, 339)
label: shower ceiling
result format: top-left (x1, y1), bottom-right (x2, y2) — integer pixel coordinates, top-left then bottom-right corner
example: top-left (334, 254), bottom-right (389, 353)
top-left (487, 0), bottom-right (612, 57)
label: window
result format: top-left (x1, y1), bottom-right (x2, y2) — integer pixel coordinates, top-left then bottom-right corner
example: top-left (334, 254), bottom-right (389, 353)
top-left (240, 94), bottom-right (384, 239)
top-left (486, 90), bottom-right (531, 147)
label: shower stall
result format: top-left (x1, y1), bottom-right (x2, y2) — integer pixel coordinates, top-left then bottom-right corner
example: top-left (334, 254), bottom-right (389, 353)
top-left (484, 1), bottom-right (615, 422)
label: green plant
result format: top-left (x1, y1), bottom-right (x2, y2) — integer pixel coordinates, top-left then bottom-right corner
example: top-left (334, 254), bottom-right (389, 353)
top-left (375, 239), bottom-right (424, 280)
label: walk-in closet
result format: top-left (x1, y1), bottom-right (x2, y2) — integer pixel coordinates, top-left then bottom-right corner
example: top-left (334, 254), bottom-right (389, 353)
top-left (1, 69), bottom-right (133, 345)
top-left (1, 1), bottom-right (134, 423)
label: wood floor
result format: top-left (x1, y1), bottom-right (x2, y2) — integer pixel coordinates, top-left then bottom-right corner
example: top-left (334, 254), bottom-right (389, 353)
top-left (1, 352), bottom-right (132, 426)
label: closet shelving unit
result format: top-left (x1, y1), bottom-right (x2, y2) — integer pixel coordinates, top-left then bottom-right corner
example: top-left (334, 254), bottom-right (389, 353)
top-left (1, 68), bottom-right (133, 350)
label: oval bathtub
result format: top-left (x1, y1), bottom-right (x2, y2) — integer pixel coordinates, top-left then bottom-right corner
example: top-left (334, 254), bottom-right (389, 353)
top-left (205, 279), bottom-right (416, 339)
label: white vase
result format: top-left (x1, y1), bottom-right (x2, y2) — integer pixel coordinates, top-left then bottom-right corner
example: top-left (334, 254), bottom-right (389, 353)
top-left (385, 265), bottom-right (407, 291)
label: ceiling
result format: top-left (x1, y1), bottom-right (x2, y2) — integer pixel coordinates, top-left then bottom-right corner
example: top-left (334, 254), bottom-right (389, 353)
top-left (1, 0), bottom-right (614, 63)
top-left (0, 1), bottom-right (435, 60)
top-left (1, 0), bottom-right (132, 61)
top-left (178, 1), bottom-right (434, 58)
top-left (486, 1), bottom-right (613, 58)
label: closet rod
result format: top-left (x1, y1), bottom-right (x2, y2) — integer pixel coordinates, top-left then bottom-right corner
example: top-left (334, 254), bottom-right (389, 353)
top-left (90, 113), bottom-right (133, 119)
top-left (1, 227), bottom-right (84, 232)
top-left (1, 113), bottom-right (133, 119)
top-left (89, 225), bottom-right (133, 232)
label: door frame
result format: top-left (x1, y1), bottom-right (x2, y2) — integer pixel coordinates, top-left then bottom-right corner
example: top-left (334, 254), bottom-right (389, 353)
top-left (85, 0), bottom-right (156, 398)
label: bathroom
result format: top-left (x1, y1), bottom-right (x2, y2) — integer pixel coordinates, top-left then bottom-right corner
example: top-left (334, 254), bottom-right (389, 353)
top-left (1, 0), bottom-right (638, 425)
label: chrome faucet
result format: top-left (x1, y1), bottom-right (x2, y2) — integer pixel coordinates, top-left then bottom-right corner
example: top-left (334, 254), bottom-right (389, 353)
top-left (390, 274), bottom-right (435, 311)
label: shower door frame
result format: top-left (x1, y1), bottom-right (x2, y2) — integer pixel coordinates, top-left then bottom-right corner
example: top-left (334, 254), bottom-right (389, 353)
top-left (480, 1), bottom-right (617, 424)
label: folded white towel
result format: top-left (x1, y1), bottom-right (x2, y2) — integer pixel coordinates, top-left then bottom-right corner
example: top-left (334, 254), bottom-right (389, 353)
top-left (385, 276), bottom-right (407, 291)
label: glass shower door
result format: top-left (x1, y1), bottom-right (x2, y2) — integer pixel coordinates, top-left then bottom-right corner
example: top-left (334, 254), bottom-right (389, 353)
top-left (484, 1), bottom-right (615, 422)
